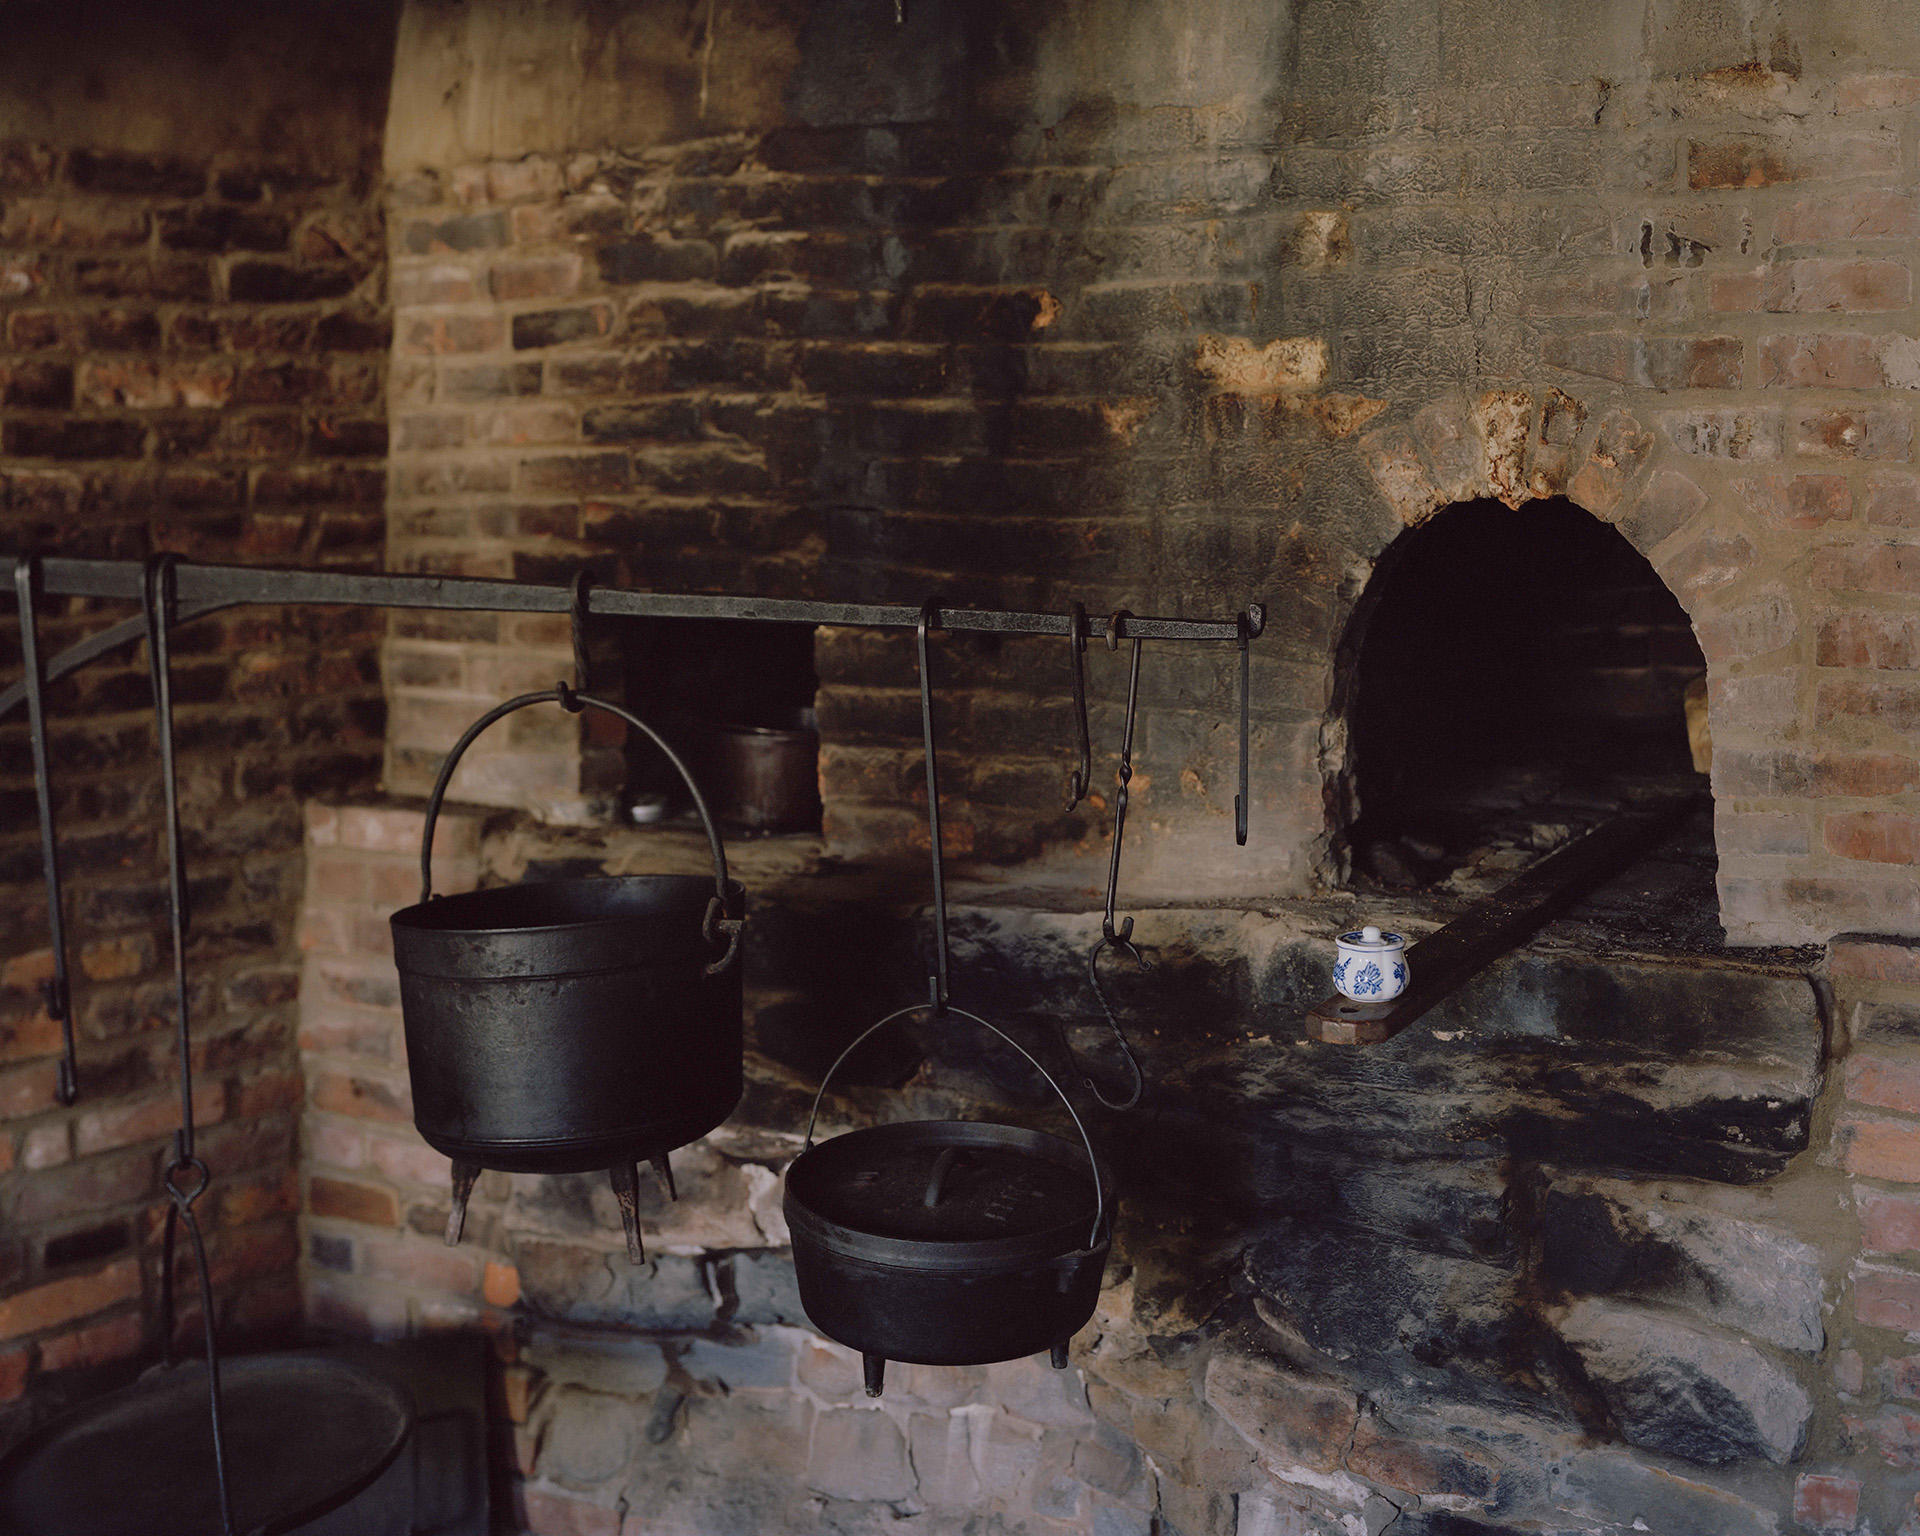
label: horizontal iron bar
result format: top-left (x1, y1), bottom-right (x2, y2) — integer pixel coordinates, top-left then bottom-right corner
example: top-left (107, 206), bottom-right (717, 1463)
top-left (0, 556), bottom-right (1264, 644)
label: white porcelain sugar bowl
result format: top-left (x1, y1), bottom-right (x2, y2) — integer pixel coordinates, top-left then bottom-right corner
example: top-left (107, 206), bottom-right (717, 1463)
top-left (1332, 925), bottom-right (1409, 1003)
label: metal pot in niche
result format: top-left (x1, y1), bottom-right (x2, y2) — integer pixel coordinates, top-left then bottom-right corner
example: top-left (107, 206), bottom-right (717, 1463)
top-left (389, 688), bottom-right (746, 1263)
top-left (783, 1004), bottom-right (1112, 1397)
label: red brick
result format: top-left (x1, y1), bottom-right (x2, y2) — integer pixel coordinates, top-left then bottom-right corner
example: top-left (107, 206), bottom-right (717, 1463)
top-left (1817, 611), bottom-right (1920, 669)
top-left (1833, 935), bottom-right (1920, 986)
top-left (76, 1084), bottom-right (225, 1156)
top-left (1694, 589), bottom-right (1797, 664)
top-left (398, 313), bottom-right (504, 356)
top-left (1688, 134), bottom-right (1898, 189)
top-left (1733, 259), bottom-right (1912, 313)
top-left (1737, 472), bottom-right (1851, 529)
top-left (1, 1061), bottom-right (63, 1119)
top-left (1759, 334), bottom-right (1886, 388)
top-left (1776, 188), bottom-right (1920, 240)
top-left (0, 1258), bottom-right (140, 1341)
top-left (1829, 814), bottom-right (1920, 865)
top-left (1869, 474), bottom-right (1920, 528)
top-left (522, 1489), bottom-right (625, 1536)
top-left (1794, 1473), bottom-right (1862, 1530)
top-left (1836, 74), bottom-right (1920, 112)
top-left (1814, 543), bottom-right (1920, 596)
top-left (309, 1174), bottom-right (401, 1227)
top-left (1886, 1353), bottom-right (1920, 1400)
top-left (1861, 1187), bottom-right (1920, 1254)
top-left (0, 1347), bottom-right (26, 1402)
top-left (1795, 408), bottom-right (1913, 462)
top-left (366, 1134), bottom-right (450, 1188)
top-left (309, 1071), bottom-right (412, 1124)
top-left (0, 1011), bottom-right (63, 1064)
top-left (1845, 1404), bottom-right (1920, 1466)
top-left (489, 255), bottom-right (582, 302)
top-left (36, 1311), bottom-right (144, 1373)
top-left (1719, 749), bottom-right (1916, 798)
top-left (1848, 1049), bottom-right (1920, 1112)
top-left (1818, 681), bottom-right (1920, 733)
top-left (1838, 1115), bottom-right (1920, 1182)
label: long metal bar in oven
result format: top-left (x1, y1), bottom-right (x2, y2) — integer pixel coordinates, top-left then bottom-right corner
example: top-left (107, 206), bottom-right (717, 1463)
top-left (1302, 795), bottom-right (1702, 1046)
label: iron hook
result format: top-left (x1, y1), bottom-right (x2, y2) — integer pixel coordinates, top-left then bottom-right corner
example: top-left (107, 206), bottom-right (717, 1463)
top-left (915, 601), bottom-right (950, 1014)
top-left (1076, 933), bottom-right (1150, 1111)
top-left (560, 569), bottom-right (593, 713)
top-left (1234, 608), bottom-right (1251, 847)
top-left (1065, 602), bottom-right (1092, 812)
top-left (1101, 615), bottom-right (1143, 946)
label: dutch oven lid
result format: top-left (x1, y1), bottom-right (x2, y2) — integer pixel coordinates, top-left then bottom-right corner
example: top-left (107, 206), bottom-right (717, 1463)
top-left (786, 1120), bottom-right (1107, 1271)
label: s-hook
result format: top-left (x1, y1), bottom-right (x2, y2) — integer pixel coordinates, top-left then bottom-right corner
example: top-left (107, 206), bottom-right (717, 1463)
top-left (558, 568), bottom-right (593, 713)
top-left (1064, 601), bottom-right (1091, 813)
top-left (142, 553), bottom-right (237, 1536)
top-left (13, 556), bottom-right (79, 1104)
top-left (916, 601), bottom-right (950, 1015)
top-left (1073, 611), bottom-right (1150, 1111)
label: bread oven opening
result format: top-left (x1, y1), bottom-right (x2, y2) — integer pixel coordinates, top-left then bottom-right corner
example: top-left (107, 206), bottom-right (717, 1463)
top-left (1337, 496), bottom-right (1709, 895)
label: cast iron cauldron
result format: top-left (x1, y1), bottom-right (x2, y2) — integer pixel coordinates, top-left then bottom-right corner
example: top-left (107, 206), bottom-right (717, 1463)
top-left (390, 689), bottom-right (745, 1262)
top-left (783, 1003), bottom-right (1111, 1397)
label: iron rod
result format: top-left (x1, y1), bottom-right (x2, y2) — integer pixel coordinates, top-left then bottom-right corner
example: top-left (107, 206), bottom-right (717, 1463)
top-left (0, 554), bottom-right (1261, 643)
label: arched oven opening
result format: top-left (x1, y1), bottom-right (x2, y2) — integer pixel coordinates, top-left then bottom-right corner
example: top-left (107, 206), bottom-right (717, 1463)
top-left (1336, 496), bottom-right (1709, 896)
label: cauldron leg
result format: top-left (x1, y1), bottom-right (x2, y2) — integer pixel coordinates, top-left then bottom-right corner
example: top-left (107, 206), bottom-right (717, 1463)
top-left (862, 1353), bottom-right (886, 1399)
top-left (1049, 1342), bottom-right (1070, 1370)
top-left (650, 1153), bottom-right (677, 1201)
top-left (445, 1161), bottom-right (481, 1247)
top-left (609, 1162), bottom-right (647, 1265)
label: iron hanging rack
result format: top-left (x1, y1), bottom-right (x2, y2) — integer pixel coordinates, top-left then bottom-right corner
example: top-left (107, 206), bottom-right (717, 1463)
top-left (0, 561), bottom-right (1264, 837)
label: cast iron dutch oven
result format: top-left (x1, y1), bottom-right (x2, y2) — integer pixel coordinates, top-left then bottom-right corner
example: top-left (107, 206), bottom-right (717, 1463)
top-left (783, 1003), bottom-right (1111, 1397)
top-left (389, 688), bottom-right (745, 1259)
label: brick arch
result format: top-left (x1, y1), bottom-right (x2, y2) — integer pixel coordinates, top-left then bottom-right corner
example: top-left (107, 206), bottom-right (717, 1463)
top-left (1354, 386), bottom-right (1716, 592)
top-left (1319, 385), bottom-right (1726, 891)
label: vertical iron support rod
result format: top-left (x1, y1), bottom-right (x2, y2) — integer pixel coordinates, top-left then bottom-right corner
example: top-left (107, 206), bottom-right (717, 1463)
top-left (915, 602), bottom-right (949, 1013)
top-left (1101, 614), bottom-right (1143, 945)
top-left (1065, 601), bottom-right (1091, 812)
top-left (1234, 609), bottom-right (1253, 847)
top-left (143, 555), bottom-right (196, 1162)
top-left (13, 557), bottom-right (78, 1103)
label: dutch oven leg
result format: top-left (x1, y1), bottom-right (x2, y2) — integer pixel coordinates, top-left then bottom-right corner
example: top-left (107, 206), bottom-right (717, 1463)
top-left (1050, 1342), bottom-right (1070, 1370)
top-left (650, 1153), bottom-right (677, 1201)
top-left (609, 1162), bottom-right (647, 1265)
top-left (444, 1161), bottom-right (481, 1247)
top-left (862, 1353), bottom-right (886, 1399)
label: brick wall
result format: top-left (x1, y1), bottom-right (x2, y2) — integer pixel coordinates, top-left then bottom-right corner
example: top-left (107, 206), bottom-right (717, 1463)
top-left (377, 5), bottom-right (1920, 945)
top-left (0, 19), bottom-right (391, 1409)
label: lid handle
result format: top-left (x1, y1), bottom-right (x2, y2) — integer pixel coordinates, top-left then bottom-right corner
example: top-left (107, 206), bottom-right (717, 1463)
top-left (802, 1001), bottom-right (1108, 1251)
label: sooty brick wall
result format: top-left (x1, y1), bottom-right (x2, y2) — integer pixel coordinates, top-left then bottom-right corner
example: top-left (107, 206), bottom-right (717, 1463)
top-left (0, 3), bottom-right (395, 1415)
top-left (380, 0), bottom-right (1920, 944)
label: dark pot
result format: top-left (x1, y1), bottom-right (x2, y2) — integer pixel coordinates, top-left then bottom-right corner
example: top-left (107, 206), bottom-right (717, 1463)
top-left (784, 1120), bottom-right (1109, 1385)
top-left (388, 689), bottom-right (747, 1261)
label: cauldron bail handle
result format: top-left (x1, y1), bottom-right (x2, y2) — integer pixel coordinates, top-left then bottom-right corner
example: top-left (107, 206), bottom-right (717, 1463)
top-left (801, 1001), bottom-right (1109, 1251)
top-left (414, 688), bottom-right (744, 976)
